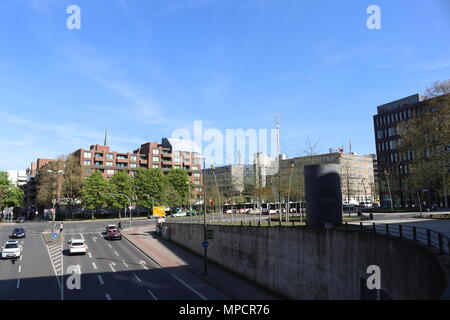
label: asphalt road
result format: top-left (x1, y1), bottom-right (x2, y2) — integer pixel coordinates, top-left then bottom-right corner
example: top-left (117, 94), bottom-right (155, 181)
top-left (0, 219), bottom-right (230, 300)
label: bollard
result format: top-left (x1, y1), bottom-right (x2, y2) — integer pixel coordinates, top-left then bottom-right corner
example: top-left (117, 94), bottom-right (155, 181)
top-left (345, 221), bottom-right (348, 231)
top-left (372, 223), bottom-right (376, 232)
top-left (360, 222), bottom-right (363, 231)
top-left (386, 224), bottom-right (389, 235)
top-left (399, 225), bottom-right (403, 238)
top-left (413, 227), bottom-right (417, 241)
top-left (258, 220), bottom-right (260, 227)
top-left (241, 221), bottom-right (243, 226)
top-left (427, 230), bottom-right (431, 247)
top-left (249, 221), bottom-right (251, 227)
top-left (279, 219), bottom-right (282, 227)
top-left (292, 220), bottom-right (295, 227)
top-left (268, 218), bottom-right (271, 227)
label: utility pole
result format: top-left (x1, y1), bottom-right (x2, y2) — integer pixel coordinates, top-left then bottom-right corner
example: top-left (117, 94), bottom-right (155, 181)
top-left (384, 169), bottom-right (394, 211)
top-left (276, 113), bottom-right (282, 223)
top-left (202, 157), bottom-right (207, 276)
top-left (287, 162), bottom-right (294, 223)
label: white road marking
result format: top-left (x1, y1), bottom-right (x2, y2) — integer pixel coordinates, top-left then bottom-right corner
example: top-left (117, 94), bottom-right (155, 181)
top-left (18, 265), bottom-right (21, 273)
top-left (20, 255), bottom-right (22, 261)
top-left (122, 260), bottom-right (129, 268)
top-left (98, 275), bottom-right (104, 285)
top-left (80, 234), bottom-right (85, 241)
top-left (133, 273), bottom-right (142, 282)
top-left (139, 260), bottom-right (148, 270)
top-left (171, 274), bottom-right (208, 300)
top-left (105, 294), bottom-right (111, 300)
top-left (16, 279), bottom-right (20, 289)
top-left (88, 252), bottom-right (92, 258)
top-left (147, 290), bottom-right (158, 300)
top-left (109, 262), bottom-right (117, 273)
top-left (114, 250), bottom-right (119, 257)
top-left (108, 243), bottom-right (112, 248)
top-left (92, 262), bottom-right (97, 270)
top-left (44, 239), bottom-right (62, 288)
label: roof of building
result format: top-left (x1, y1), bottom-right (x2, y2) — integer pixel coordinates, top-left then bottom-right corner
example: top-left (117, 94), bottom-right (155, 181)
top-left (167, 138), bottom-right (202, 154)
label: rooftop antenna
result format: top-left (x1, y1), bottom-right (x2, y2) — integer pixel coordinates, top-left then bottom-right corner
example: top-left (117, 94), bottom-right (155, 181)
top-left (349, 139), bottom-right (352, 154)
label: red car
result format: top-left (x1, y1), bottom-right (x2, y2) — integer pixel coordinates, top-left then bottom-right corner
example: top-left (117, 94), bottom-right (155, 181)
top-left (107, 228), bottom-right (122, 240)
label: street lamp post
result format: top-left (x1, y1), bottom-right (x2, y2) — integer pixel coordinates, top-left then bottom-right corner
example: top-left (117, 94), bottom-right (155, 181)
top-left (201, 157), bottom-right (207, 276)
top-left (286, 163), bottom-right (294, 223)
top-left (384, 169), bottom-right (394, 211)
top-left (47, 169), bottom-right (64, 234)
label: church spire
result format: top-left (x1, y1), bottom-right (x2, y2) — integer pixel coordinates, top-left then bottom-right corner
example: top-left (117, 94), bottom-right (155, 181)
top-left (104, 127), bottom-right (108, 146)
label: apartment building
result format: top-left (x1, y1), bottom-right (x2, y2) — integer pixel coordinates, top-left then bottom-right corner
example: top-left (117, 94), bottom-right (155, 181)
top-left (74, 138), bottom-right (203, 203)
top-left (23, 158), bottom-right (54, 210)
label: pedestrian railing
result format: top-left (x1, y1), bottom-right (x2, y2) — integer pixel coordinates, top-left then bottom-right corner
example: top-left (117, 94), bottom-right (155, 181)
top-left (347, 221), bottom-right (450, 256)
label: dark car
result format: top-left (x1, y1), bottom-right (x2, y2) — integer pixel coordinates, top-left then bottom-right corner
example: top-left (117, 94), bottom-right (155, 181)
top-left (16, 217), bottom-right (25, 223)
top-left (12, 228), bottom-right (25, 239)
top-left (106, 228), bottom-right (122, 240)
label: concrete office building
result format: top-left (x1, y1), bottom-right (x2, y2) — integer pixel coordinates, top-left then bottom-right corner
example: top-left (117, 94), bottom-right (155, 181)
top-left (6, 170), bottom-right (27, 186)
top-left (373, 93), bottom-right (449, 208)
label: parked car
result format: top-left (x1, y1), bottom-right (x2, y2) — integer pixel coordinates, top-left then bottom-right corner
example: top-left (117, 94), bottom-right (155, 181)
top-left (1, 240), bottom-right (22, 259)
top-left (342, 204), bottom-right (357, 212)
top-left (172, 211), bottom-right (187, 217)
top-left (107, 228), bottom-right (122, 240)
top-left (16, 217), bottom-right (25, 223)
top-left (11, 228), bottom-right (25, 239)
top-left (68, 239), bottom-right (87, 255)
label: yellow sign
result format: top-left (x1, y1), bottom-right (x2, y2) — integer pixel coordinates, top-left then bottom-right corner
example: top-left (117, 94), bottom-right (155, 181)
top-left (153, 206), bottom-right (166, 217)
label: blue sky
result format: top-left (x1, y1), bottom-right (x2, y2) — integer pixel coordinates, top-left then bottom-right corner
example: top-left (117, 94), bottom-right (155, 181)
top-left (0, 0), bottom-right (449, 169)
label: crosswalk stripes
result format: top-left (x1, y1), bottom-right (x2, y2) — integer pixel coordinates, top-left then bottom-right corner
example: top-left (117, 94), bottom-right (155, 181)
top-left (45, 242), bottom-right (63, 286)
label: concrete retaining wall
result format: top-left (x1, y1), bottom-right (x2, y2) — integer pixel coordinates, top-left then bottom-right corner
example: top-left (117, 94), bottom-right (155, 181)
top-left (163, 223), bottom-right (447, 299)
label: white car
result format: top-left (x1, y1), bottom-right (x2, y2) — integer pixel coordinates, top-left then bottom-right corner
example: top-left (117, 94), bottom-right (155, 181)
top-left (1, 240), bottom-right (22, 259)
top-left (172, 211), bottom-right (187, 217)
top-left (68, 239), bottom-right (87, 255)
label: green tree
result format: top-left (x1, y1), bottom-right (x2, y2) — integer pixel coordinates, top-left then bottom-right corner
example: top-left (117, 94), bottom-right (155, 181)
top-left (398, 80), bottom-right (450, 207)
top-left (165, 169), bottom-right (191, 205)
top-left (109, 170), bottom-right (134, 217)
top-left (134, 168), bottom-right (167, 207)
top-left (0, 171), bottom-right (24, 210)
top-left (80, 171), bottom-right (109, 218)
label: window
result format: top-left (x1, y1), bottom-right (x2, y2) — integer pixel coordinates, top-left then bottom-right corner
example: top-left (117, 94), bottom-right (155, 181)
top-left (194, 180), bottom-right (201, 185)
top-left (117, 155), bottom-right (128, 159)
top-left (130, 163), bottom-right (137, 168)
top-left (117, 163), bottom-right (127, 167)
top-left (153, 149), bottom-right (160, 155)
top-left (174, 157), bottom-right (180, 163)
top-left (130, 155), bottom-right (137, 161)
top-left (83, 160), bottom-right (91, 166)
top-left (106, 170), bottom-right (115, 175)
top-left (377, 130), bottom-right (384, 139)
top-left (192, 166), bottom-right (199, 170)
top-left (194, 173), bottom-right (201, 178)
top-left (152, 156), bottom-right (160, 162)
top-left (175, 165), bottom-right (180, 169)
top-left (106, 154), bottom-right (114, 159)
top-left (106, 161), bottom-right (113, 167)
top-left (83, 152), bottom-right (92, 158)
top-left (152, 164), bottom-right (159, 169)
top-left (140, 156), bottom-right (147, 161)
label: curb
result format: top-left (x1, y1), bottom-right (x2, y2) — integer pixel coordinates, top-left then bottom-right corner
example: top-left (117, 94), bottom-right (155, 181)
top-left (122, 232), bottom-right (163, 269)
top-left (42, 233), bottom-right (60, 246)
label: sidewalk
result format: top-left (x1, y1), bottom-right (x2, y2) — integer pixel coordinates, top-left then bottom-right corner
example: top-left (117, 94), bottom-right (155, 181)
top-left (122, 225), bottom-right (281, 300)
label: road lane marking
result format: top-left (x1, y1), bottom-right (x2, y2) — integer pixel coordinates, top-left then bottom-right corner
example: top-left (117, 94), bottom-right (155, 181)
top-left (44, 239), bottom-right (62, 288)
top-left (139, 260), bottom-right (148, 270)
top-left (171, 274), bottom-right (208, 300)
top-left (109, 262), bottom-right (117, 273)
top-left (108, 243), bottom-right (112, 248)
top-left (88, 252), bottom-right (92, 258)
top-left (122, 260), bottom-right (129, 268)
top-left (114, 250), bottom-right (119, 257)
top-left (98, 275), bottom-right (104, 285)
top-left (20, 255), bottom-right (22, 261)
top-left (92, 262), bottom-right (97, 270)
top-left (18, 265), bottom-right (21, 273)
top-left (147, 290), bottom-right (158, 300)
top-left (105, 294), bottom-right (111, 300)
top-left (16, 279), bottom-right (20, 289)
top-left (133, 273), bottom-right (142, 282)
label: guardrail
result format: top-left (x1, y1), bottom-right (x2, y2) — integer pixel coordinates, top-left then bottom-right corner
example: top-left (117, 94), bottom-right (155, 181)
top-left (347, 221), bottom-right (450, 256)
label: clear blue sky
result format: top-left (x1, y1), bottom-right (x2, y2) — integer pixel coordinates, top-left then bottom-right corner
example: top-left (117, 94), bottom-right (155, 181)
top-left (0, 0), bottom-right (449, 169)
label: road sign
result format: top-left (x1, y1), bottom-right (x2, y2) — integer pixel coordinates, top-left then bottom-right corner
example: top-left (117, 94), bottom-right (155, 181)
top-left (420, 189), bottom-right (428, 192)
top-left (202, 241), bottom-right (209, 248)
top-left (207, 229), bottom-right (214, 240)
top-left (51, 233), bottom-right (58, 238)
top-left (153, 206), bottom-right (165, 217)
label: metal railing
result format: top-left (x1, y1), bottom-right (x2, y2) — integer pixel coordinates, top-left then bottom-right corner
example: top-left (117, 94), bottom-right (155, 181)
top-left (347, 221), bottom-right (450, 255)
